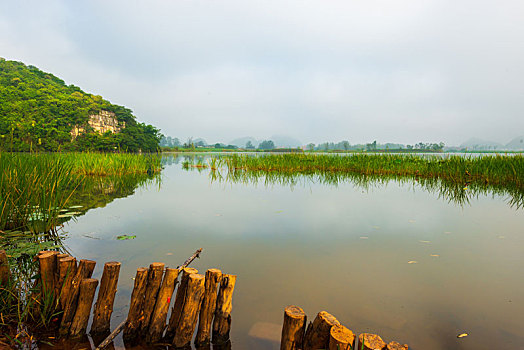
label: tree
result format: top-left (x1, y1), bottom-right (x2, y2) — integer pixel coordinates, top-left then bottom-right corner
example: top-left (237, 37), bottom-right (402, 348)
top-left (245, 141), bottom-right (255, 149)
top-left (366, 140), bottom-right (377, 151)
top-left (258, 140), bottom-right (275, 150)
top-left (307, 143), bottom-right (315, 151)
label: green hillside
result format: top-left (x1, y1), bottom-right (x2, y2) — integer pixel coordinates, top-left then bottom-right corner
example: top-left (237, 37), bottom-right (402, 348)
top-left (0, 58), bottom-right (160, 152)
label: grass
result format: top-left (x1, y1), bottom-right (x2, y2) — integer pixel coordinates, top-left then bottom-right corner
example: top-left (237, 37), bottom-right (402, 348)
top-left (211, 153), bottom-right (524, 187)
top-left (181, 153), bottom-right (524, 208)
top-left (0, 152), bottom-right (162, 233)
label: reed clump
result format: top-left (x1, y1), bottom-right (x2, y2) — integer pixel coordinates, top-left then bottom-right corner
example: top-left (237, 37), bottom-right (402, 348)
top-left (0, 152), bottom-right (162, 233)
top-left (215, 153), bottom-right (523, 187)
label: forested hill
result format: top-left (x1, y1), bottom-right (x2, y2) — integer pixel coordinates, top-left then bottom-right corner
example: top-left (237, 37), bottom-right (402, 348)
top-left (0, 58), bottom-right (160, 152)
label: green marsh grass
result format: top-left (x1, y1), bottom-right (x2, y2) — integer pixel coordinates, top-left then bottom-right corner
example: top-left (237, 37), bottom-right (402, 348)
top-left (182, 153), bottom-right (524, 208)
top-left (0, 152), bottom-right (162, 233)
top-left (215, 153), bottom-right (523, 188)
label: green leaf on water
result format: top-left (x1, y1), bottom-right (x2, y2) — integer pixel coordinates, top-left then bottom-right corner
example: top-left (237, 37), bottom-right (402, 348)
top-left (116, 235), bottom-right (136, 240)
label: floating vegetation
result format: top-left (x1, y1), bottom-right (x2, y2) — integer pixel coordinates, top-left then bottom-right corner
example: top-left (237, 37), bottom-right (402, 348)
top-left (116, 234), bottom-right (136, 240)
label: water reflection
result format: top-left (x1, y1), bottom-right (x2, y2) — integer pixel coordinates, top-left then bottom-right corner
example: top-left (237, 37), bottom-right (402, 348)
top-left (65, 173), bottom-right (161, 219)
top-left (176, 153), bottom-right (524, 209)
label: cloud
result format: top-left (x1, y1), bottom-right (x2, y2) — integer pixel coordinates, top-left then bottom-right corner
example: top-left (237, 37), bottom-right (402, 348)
top-left (1, 0), bottom-right (523, 144)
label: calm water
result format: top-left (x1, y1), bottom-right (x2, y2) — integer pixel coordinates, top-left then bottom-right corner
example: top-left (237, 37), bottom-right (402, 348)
top-left (59, 154), bottom-right (524, 350)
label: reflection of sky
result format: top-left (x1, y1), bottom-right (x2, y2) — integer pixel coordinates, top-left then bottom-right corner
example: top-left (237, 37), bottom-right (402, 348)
top-left (64, 159), bottom-right (524, 349)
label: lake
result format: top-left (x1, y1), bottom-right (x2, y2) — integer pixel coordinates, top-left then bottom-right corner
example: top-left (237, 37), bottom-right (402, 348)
top-left (58, 153), bottom-right (524, 349)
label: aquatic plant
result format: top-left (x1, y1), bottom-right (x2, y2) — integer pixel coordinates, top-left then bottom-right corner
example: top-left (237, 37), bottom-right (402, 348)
top-left (214, 153), bottom-right (523, 188)
top-left (182, 153), bottom-right (524, 208)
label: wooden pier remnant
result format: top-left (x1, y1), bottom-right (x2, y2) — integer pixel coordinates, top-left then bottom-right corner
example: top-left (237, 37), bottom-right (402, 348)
top-left (91, 261), bottom-right (121, 335)
top-left (80, 259), bottom-right (96, 279)
top-left (140, 262), bottom-right (165, 333)
top-left (280, 306), bottom-right (408, 350)
top-left (280, 305), bottom-right (307, 350)
top-left (172, 273), bottom-right (206, 348)
top-left (212, 274), bottom-right (237, 344)
top-left (57, 256), bottom-right (76, 309)
top-left (0, 250), bottom-right (10, 285)
top-left (165, 267), bottom-right (198, 340)
top-left (195, 268), bottom-right (222, 346)
top-left (123, 267), bottom-right (148, 342)
top-left (358, 333), bottom-right (387, 350)
top-left (303, 311), bottom-right (341, 350)
top-left (329, 324), bottom-right (355, 350)
top-left (70, 278), bottom-right (99, 337)
top-left (147, 267), bottom-right (179, 343)
top-left (60, 259), bottom-right (96, 336)
top-left (25, 248), bottom-right (241, 349)
top-left (38, 251), bottom-right (58, 302)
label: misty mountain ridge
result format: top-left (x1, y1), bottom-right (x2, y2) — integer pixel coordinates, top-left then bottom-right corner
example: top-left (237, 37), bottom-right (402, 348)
top-left (459, 136), bottom-right (524, 150)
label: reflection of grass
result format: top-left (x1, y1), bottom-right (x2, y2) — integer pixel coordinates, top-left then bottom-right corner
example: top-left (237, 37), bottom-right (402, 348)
top-left (182, 154), bottom-right (524, 208)
top-left (0, 153), bottom-right (83, 233)
top-left (1, 152), bottom-right (162, 233)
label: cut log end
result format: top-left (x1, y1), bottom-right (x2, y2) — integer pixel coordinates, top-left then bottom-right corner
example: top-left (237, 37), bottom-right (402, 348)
top-left (387, 341), bottom-right (409, 350)
top-left (285, 305), bottom-right (306, 319)
top-left (280, 305), bottom-right (307, 350)
top-left (358, 333), bottom-right (387, 350)
top-left (328, 324), bottom-right (355, 350)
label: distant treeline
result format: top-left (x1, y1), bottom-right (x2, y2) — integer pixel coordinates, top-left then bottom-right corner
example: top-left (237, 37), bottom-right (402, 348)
top-left (160, 136), bottom-right (445, 152)
top-left (0, 58), bottom-right (161, 152)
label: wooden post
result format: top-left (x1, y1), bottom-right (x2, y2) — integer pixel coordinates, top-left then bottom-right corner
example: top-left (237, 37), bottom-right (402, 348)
top-left (147, 268), bottom-right (179, 343)
top-left (303, 311), bottom-right (340, 350)
top-left (280, 305), bottom-right (307, 350)
top-left (328, 324), bottom-right (355, 350)
top-left (70, 278), bottom-right (99, 337)
top-left (139, 262), bottom-right (165, 333)
top-left (0, 250), bottom-right (10, 286)
top-left (212, 274), bottom-right (237, 345)
top-left (56, 253), bottom-right (70, 261)
top-left (91, 262), bottom-right (121, 335)
top-left (165, 267), bottom-right (198, 340)
top-left (60, 261), bottom-right (90, 335)
top-left (195, 269), bottom-right (222, 346)
top-left (172, 273), bottom-right (205, 348)
top-left (387, 341), bottom-right (409, 350)
top-left (57, 257), bottom-right (76, 309)
top-left (38, 251), bottom-right (58, 303)
top-left (123, 267), bottom-right (148, 342)
top-left (79, 259), bottom-right (96, 278)
top-left (358, 333), bottom-right (387, 350)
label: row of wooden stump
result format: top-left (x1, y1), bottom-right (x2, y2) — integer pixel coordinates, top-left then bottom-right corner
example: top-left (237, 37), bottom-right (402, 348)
top-left (4, 249), bottom-right (236, 348)
top-left (280, 306), bottom-right (409, 350)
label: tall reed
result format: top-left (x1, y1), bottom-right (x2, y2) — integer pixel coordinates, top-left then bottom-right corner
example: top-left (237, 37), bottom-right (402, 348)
top-left (0, 153), bottom-right (83, 233)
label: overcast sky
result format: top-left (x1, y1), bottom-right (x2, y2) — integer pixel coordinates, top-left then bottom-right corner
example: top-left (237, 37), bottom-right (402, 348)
top-left (1, 0), bottom-right (523, 145)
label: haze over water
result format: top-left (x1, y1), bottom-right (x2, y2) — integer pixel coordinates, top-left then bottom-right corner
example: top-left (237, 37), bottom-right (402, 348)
top-left (60, 154), bottom-right (524, 349)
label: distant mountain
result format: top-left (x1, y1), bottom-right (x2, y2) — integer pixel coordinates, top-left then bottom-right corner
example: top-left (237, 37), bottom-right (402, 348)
top-left (459, 137), bottom-right (504, 151)
top-left (229, 137), bottom-right (259, 148)
top-left (506, 135), bottom-right (524, 150)
top-left (269, 135), bottom-right (302, 148)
